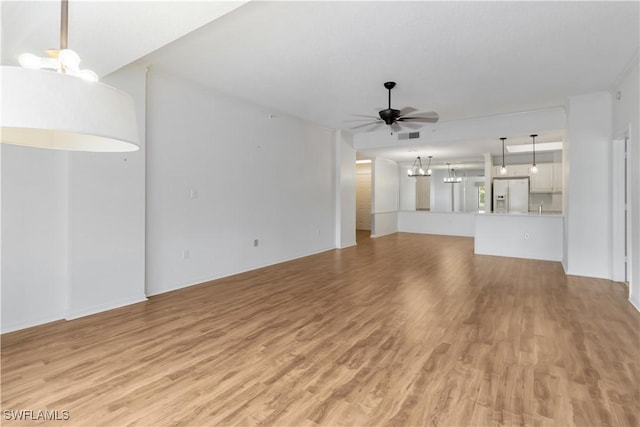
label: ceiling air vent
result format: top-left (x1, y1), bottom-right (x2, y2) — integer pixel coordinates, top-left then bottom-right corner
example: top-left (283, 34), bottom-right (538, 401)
top-left (398, 132), bottom-right (420, 141)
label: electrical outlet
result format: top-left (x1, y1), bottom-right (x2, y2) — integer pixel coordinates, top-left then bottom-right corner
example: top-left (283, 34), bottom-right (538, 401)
top-left (524, 232), bottom-right (530, 240)
top-left (182, 249), bottom-right (190, 259)
top-left (254, 239), bottom-right (259, 247)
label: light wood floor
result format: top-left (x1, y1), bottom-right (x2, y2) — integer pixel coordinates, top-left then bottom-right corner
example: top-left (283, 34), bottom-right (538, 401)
top-left (2, 233), bottom-right (639, 426)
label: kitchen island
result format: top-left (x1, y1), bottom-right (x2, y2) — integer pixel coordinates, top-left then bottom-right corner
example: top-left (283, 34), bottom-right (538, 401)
top-left (474, 212), bottom-right (563, 261)
top-left (397, 210), bottom-right (564, 262)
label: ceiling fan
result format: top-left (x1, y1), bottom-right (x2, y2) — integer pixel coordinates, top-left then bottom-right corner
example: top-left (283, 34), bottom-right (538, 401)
top-left (350, 81), bottom-right (439, 133)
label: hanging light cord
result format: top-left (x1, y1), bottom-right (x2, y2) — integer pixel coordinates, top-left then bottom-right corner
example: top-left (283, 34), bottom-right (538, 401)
top-left (531, 134), bottom-right (537, 166)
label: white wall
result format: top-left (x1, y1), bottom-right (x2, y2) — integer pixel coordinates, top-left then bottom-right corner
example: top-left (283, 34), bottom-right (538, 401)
top-left (431, 169), bottom-right (452, 212)
top-left (336, 131), bottom-right (356, 248)
top-left (398, 211), bottom-right (475, 237)
top-left (1, 146), bottom-right (68, 332)
top-left (1, 64), bottom-right (147, 332)
top-left (372, 158), bottom-right (399, 212)
top-left (461, 177), bottom-right (483, 213)
top-left (475, 214), bottom-right (563, 261)
top-left (565, 92), bottom-right (613, 279)
top-left (399, 169), bottom-right (416, 211)
top-left (66, 65), bottom-right (147, 319)
top-left (612, 59), bottom-right (639, 310)
top-left (371, 158), bottom-right (398, 237)
top-left (145, 69), bottom-right (336, 296)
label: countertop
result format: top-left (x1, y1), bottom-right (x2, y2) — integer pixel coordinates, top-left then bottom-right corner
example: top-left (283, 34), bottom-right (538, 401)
top-left (476, 211), bottom-right (564, 218)
top-left (399, 210), bottom-right (564, 217)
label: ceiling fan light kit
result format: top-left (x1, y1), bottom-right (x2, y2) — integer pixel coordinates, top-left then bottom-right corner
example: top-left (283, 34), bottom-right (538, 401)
top-left (1, 0), bottom-right (139, 152)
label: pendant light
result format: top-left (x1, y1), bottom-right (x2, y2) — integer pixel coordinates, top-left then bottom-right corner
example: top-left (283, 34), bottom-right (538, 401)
top-left (530, 134), bottom-right (538, 174)
top-left (1, 0), bottom-right (139, 152)
top-left (444, 163), bottom-right (462, 183)
top-left (499, 137), bottom-right (508, 175)
top-left (407, 156), bottom-right (432, 177)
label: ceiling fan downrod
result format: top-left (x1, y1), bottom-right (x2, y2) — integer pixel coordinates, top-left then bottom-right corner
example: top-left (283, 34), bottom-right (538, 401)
top-left (384, 81), bottom-right (396, 110)
top-left (60, 0), bottom-right (68, 50)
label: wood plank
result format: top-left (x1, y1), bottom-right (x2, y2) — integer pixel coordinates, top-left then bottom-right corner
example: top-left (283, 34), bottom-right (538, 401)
top-left (1, 232), bottom-right (638, 426)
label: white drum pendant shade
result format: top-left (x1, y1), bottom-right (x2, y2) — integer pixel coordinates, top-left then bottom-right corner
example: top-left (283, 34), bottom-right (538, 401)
top-left (1, 66), bottom-right (139, 152)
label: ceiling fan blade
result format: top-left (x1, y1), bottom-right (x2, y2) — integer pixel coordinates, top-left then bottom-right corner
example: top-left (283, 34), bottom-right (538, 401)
top-left (398, 116), bottom-right (439, 123)
top-left (399, 111), bottom-right (439, 123)
top-left (350, 121), bottom-right (380, 130)
top-left (411, 111), bottom-right (439, 119)
top-left (367, 123), bottom-right (384, 132)
top-left (352, 122), bottom-right (384, 133)
top-left (351, 114), bottom-right (380, 119)
top-left (344, 118), bottom-right (379, 122)
top-left (399, 107), bottom-right (417, 116)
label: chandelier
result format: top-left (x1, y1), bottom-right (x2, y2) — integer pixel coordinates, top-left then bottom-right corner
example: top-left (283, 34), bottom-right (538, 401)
top-left (443, 163), bottom-right (462, 183)
top-left (1, 0), bottom-right (139, 152)
top-left (407, 156), bottom-right (432, 177)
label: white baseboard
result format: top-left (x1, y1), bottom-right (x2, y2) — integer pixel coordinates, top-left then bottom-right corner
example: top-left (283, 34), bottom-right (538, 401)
top-left (370, 231), bottom-right (397, 238)
top-left (147, 247), bottom-right (337, 297)
top-left (629, 297), bottom-right (640, 313)
top-left (338, 242), bottom-right (357, 249)
top-left (65, 294), bottom-right (148, 320)
top-left (1, 314), bottom-right (65, 334)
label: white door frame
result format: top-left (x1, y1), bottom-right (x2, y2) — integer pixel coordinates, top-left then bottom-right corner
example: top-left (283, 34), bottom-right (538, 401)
top-left (612, 133), bottom-right (630, 283)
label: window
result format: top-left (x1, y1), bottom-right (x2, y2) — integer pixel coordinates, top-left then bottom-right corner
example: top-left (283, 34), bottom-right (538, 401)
top-left (478, 185), bottom-right (485, 208)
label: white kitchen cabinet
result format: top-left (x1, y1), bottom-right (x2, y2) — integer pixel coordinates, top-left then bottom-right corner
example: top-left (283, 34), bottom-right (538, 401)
top-left (512, 164), bottom-right (530, 177)
top-left (493, 164), bottom-right (528, 177)
top-left (530, 163), bottom-right (553, 192)
top-left (552, 163), bottom-right (563, 192)
top-left (493, 163), bottom-right (562, 193)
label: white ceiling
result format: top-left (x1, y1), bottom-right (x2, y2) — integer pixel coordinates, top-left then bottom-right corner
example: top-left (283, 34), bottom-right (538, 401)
top-left (1, 1), bottom-right (247, 77)
top-left (3, 1), bottom-right (639, 163)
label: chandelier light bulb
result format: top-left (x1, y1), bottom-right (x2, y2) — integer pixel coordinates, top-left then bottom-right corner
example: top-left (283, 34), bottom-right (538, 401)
top-left (427, 168), bottom-right (432, 175)
top-left (41, 57), bottom-right (58, 70)
top-left (419, 168), bottom-right (425, 175)
top-left (17, 50), bottom-right (99, 82)
top-left (500, 166), bottom-right (507, 175)
top-left (58, 49), bottom-right (81, 72)
top-left (531, 164), bottom-right (538, 174)
top-left (407, 169), bottom-right (413, 176)
top-left (18, 53), bottom-right (41, 69)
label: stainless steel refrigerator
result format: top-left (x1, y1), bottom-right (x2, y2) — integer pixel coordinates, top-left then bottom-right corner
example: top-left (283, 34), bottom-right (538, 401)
top-left (493, 177), bottom-right (529, 213)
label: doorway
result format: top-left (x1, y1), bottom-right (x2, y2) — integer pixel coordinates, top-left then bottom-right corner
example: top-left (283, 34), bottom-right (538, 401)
top-left (356, 161), bottom-right (372, 234)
